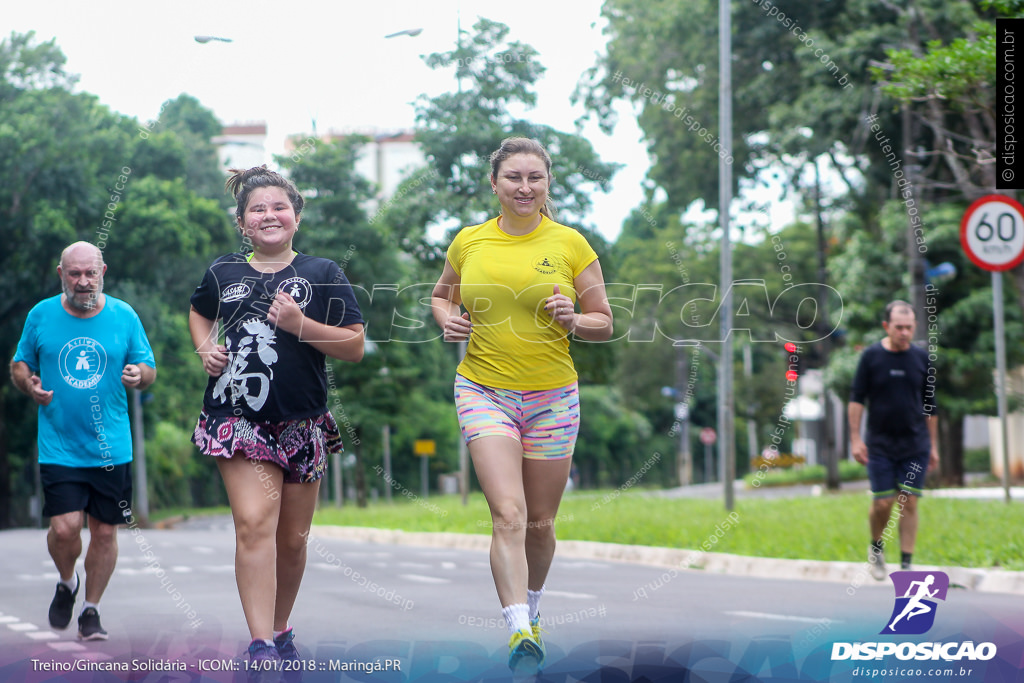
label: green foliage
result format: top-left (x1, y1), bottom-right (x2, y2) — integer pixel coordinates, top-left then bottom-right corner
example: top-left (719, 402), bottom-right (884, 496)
top-left (826, 199), bottom-right (1024, 420)
top-left (866, 1), bottom-right (1006, 198)
top-left (963, 447), bottom-right (993, 474)
top-left (310, 489), bottom-right (1024, 570)
top-left (742, 460), bottom-right (867, 487)
top-left (156, 94), bottom-right (229, 202)
top-left (575, 386), bottom-right (657, 488)
top-left (277, 136), bottom-right (464, 505)
top-left (575, 0), bottom-right (908, 213)
top-left (874, 24), bottom-right (995, 109)
top-left (0, 32), bottom-right (236, 524)
top-left (0, 30), bottom-right (77, 96)
top-left (144, 421), bottom-right (201, 510)
top-left (395, 18), bottom-right (619, 239)
top-left (373, 18), bottom-right (622, 395)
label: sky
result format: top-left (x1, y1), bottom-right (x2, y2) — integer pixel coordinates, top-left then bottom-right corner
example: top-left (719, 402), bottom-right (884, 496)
top-left (7, 0), bottom-right (654, 242)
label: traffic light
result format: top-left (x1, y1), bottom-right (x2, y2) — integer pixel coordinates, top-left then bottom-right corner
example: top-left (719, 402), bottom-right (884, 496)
top-left (784, 342), bottom-right (799, 382)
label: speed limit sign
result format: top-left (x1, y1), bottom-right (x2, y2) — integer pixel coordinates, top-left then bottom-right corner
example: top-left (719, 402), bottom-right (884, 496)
top-left (961, 195), bottom-right (1024, 271)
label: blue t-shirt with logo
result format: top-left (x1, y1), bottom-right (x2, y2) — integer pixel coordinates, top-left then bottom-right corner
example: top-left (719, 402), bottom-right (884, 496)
top-left (13, 295), bottom-right (156, 468)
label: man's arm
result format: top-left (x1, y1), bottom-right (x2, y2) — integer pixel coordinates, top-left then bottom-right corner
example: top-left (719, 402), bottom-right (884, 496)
top-left (848, 400), bottom-right (867, 464)
top-left (122, 363), bottom-right (156, 391)
top-left (926, 414), bottom-right (939, 469)
top-left (10, 360), bottom-right (53, 406)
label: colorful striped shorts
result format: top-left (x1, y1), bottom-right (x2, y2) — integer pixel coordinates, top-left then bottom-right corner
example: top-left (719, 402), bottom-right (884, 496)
top-left (454, 374), bottom-right (580, 460)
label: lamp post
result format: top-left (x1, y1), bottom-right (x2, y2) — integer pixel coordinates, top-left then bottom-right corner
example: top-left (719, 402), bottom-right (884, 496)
top-left (385, 28), bottom-right (423, 39)
top-left (661, 385), bottom-right (692, 487)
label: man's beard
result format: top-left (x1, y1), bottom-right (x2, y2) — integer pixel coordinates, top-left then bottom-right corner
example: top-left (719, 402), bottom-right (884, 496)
top-left (63, 279), bottom-right (102, 312)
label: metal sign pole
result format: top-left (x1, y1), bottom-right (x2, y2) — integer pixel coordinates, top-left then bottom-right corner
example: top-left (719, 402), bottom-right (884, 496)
top-left (993, 272), bottom-right (1012, 503)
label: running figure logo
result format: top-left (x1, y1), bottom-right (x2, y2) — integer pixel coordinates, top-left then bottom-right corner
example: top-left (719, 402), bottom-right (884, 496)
top-left (881, 571), bottom-right (949, 635)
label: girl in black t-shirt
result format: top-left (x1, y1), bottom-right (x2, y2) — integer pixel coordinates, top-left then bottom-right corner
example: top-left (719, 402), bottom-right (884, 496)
top-left (189, 166), bottom-right (364, 665)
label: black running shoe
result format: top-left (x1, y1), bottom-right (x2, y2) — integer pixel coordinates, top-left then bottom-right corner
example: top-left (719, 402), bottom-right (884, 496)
top-left (48, 574), bottom-right (79, 630)
top-left (77, 607), bottom-right (108, 641)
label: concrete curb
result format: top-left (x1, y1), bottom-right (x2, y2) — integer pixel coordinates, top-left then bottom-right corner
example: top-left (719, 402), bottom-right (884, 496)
top-left (309, 525), bottom-right (1024, 596)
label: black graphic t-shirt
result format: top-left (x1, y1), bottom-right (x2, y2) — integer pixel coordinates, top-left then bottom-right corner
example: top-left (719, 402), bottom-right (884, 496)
top-left (190, 252), bottom-right (363, 422)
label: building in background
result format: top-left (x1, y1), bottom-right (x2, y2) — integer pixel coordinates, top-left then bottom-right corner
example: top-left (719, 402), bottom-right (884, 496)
top-left (284, 129), bottom-right (425, 210)
top-left (213, 122), bottom-right (268, 171)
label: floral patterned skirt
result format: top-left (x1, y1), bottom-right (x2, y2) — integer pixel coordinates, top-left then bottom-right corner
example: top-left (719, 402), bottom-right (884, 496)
top-left (191, 410), bottom-right (342, 483)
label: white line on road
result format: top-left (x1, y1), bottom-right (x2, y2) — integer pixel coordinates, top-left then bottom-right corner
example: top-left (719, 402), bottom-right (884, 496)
top-left (545, 590), bottom-right (598, 599)
top-left (724, 610), bottom-right (837, 624)
top-left (7, 623), bottom-right (38, 631)
top-left (26, 631), bottom-right (60, 640)
top-left (47, 641), bottom-right (87, 652)
top-left (399, 574), bottom-right (451, 584)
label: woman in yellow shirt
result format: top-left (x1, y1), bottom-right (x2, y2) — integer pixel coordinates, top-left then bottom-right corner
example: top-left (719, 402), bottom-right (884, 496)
top-left (431, 137), bottom-right (613, 672)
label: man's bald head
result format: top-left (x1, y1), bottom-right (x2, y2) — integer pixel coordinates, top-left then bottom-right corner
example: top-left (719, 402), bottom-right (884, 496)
top-left (58, 242), bottom-right (106, 313)
top-left (60, 241), bottom-right (104, 270)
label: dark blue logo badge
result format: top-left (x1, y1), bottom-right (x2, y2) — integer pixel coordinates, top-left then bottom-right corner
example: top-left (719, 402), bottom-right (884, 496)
top-left (881, 571), bottom-right (949, 635)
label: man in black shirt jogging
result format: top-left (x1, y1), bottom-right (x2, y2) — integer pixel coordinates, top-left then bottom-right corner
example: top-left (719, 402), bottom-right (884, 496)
top-left (848, 300), bottom-right (938, 580)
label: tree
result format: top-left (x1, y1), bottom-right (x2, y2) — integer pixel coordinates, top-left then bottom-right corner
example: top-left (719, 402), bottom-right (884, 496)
top-left (868, 1), bottom-right (1024, 323)
top-left (0, 32), bottom-right (238, 525)
top-left (377, 18), bottom-right (622, 386)
top-left (1, 34), bottom-right (134, 527)
top-left (826, 201), bottom-right (1024, 485)
top-left (155, 93), bottom-right (228, 202)
top-left (279, 138), bottom-right (464, 505)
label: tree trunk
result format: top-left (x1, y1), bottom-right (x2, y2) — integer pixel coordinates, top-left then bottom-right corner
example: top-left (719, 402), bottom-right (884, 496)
top-left (354, 446), bottom-right (368, 509)
top-left (937, 410), bottom-right (964, 487)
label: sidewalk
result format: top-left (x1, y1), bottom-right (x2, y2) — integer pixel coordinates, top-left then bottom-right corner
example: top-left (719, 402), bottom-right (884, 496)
top-left (310, 480), bottom-right (1024, 596)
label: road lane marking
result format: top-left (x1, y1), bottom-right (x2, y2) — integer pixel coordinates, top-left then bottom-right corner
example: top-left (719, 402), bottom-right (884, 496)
top-left (47, 642), bottom-right (87, 652)
top-left (545, 590), bottom-right (598, 599)
top-left (26, 631), bottom-right (60, 640)
top-left (7, 622), bottom-right (38, 631)
top-left (399, 574), bottom-right (451, 584)
top-left (724, 610), bottom-right (837, 624)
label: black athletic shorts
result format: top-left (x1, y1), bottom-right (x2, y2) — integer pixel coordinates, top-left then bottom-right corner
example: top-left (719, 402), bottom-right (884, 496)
top-left (40, 463), bottom-right (133, 526)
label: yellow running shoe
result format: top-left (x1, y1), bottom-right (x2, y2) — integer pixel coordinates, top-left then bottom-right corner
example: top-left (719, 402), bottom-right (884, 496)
top-left (530, 615), bottom-right (545, 646)
top-left (508, 628), bottom-right (545, 672)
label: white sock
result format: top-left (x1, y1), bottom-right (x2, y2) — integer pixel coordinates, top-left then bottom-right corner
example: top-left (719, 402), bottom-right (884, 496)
top-left (81, 601), bottom-right (99, 615)
top-left (527, 586), bottom-right (545, 621)
top-left (60, 573), bottom-right (78, 592)
top-left (274, 626), bottom-right (291, 639)
top-left (501, 603), bottom-right (531, 636)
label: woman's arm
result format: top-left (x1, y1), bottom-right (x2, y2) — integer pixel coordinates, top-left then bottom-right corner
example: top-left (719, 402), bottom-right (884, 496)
top-left (189, 307), bottom-right (228, 377)
top-left (546, 260), bottom-right (613, 342)
top-left (267, 292), bottom-right (365, 362)
top-left (430, 259), bottom-right (472, 342)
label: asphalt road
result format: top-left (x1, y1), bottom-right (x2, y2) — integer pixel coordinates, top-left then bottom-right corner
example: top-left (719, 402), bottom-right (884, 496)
top-left (1, 517), bottom-right (1022, 682)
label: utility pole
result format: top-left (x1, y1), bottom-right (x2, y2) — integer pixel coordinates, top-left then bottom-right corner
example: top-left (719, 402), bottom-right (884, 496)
top-left (718, 0), bottom-right (735, 511)
top-left (131, 389), bottom-right (149, 526)
top-left (814, 160), bottom-right (839, 490)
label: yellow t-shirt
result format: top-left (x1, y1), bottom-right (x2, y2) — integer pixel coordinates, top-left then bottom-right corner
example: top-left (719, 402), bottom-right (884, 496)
top-left (447, 215), bottom-right (599, 390)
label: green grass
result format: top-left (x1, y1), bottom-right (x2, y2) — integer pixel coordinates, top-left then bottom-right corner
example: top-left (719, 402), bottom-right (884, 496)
top-left (310, 488), bottom-right (1024, 571)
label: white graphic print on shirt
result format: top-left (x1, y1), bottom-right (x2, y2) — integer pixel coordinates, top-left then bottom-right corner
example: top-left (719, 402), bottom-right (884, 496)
top-left (213, 318), bottom-right (278, 411)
